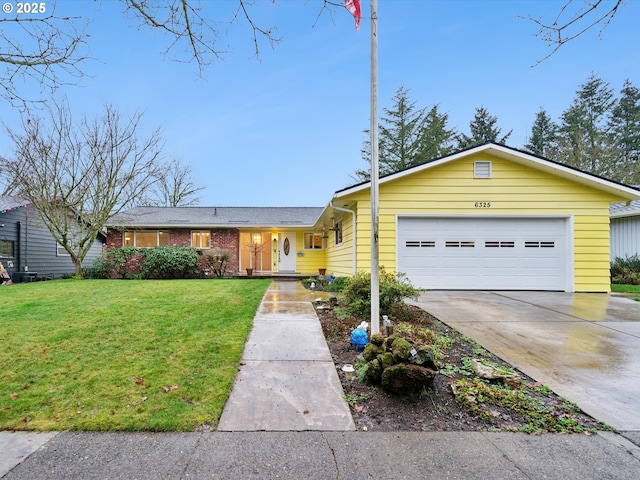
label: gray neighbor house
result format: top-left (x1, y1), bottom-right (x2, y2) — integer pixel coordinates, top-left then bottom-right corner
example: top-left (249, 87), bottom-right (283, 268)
top-left (0, 196), bottom-right (105, 282)
top-left (610, 199), bottom-right (640, 260)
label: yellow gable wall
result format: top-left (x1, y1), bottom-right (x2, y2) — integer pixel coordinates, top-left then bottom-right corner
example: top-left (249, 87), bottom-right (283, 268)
top-left (324, 212), bottom-right (355, 277)
top-left (334, 152), bottom-right (626, 292)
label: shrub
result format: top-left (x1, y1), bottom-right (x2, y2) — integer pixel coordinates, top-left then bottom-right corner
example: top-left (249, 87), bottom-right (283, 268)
top-left (140, 246), bottom-right (200, 279)
top-left (107, 246), bottom-right (141, 279)
top-left (83, 257), bottom-right (110, 279)
top-left (201, 248), bottom-right (231, 278)
top-left (611, 255), bottom-right (640, 285)
top-left (342, 268), bottom-right (419, 318)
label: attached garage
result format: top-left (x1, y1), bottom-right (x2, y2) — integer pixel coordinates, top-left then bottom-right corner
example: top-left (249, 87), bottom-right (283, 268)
top-left (320, 144), bottom-right (640, 293)
top-left (397, 216), bottom-right (569, 290)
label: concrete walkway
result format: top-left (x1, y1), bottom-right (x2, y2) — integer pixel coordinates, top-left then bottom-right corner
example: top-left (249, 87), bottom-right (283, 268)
top-left (217, 279), bottom-right (355, 431)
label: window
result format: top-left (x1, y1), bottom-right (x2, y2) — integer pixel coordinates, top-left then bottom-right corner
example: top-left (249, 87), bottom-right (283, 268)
top-left (57, 244), bottom-right (70, 256)
top-left (446, 241), bottom-right (475, 248)
top-left (0, 239), bottom-right (14, 258)
top-left (485, 241), bottom-right (515, 248)
top-left (525, 241), bottom-right (555, 248)
top-left (474, 161), bottom-right (492, 178)
top-left (191, 230), bottom-right (211, 249)
top-left (334, 222), bottom-right (343, 245)
top-left (123, 231), bottom-right (169, 247)
top-left (405, 240), bottom-right (435, 248)
top-left (304, 232), bottom-right (324, 250)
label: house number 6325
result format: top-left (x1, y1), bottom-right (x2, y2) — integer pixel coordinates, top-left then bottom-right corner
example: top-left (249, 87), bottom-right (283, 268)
top-left (474, 202), bottom-right (491, 208)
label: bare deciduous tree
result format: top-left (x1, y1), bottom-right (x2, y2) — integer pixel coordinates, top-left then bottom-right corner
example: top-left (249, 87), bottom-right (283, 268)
top-left (145, 157), bottom-right (205, 207)
top-left (0, 100), bottom-right (164, 275)
top-left (527, 0), bottom-right (626, 64)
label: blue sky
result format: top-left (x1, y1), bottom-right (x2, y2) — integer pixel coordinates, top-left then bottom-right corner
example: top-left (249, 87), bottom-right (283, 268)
top-left (1, 0), bottom-right (639, 207)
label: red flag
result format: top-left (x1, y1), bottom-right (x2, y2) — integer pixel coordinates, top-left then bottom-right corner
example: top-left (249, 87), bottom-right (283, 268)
top-left (344, 0), bottom-right (361, 31)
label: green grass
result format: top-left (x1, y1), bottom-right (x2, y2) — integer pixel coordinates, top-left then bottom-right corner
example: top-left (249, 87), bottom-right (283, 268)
top-left (611, 284), bottom-right (640, 301)
top-left (0, 279), bottom-right (270, 432)
top-left (611, 284), bottom-right (640, 293)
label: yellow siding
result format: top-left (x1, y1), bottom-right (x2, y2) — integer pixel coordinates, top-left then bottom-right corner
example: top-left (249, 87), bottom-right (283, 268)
top-left (294, 230), bottom-right (327, 275)
top-left (325, 212), bottom-right (355, 277)
top-left (331, 152), bottom-right (625, 292)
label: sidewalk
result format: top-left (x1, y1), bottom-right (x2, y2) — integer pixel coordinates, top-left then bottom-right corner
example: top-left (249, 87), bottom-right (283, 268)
top-left (2, 280), bottom-right (640, 479)
top-left (3, 430), bottom-right (640, 479)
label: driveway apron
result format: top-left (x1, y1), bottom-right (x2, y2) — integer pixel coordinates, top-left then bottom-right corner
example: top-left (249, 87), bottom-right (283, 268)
top-left (410, 291), bottom-right (640, 432)
top-left (217, 280), bottom-right (355, 431)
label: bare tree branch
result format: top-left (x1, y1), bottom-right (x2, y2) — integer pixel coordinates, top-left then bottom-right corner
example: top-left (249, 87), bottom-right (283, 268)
top-left (231, 0), bottom-right (281, 60)
top-left (525, 0), bottom-right (626, 65)
top-left (123, 0), bottom-right (282, 74)
top-left (0, 4), bottom-right (91, 107)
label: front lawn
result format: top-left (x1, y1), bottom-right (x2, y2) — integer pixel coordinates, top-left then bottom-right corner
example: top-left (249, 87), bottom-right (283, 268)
top-left (611, 284), bottom-right (640, 301)
top-left (0, 279), bottom-right (270, 431)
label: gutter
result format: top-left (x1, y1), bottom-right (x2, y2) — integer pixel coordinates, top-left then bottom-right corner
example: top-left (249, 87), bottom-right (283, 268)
top-left (329, 201), bottom-right (357, 276)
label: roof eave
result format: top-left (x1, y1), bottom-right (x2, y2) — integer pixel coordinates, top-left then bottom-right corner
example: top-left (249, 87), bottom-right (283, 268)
top-left (106, 223), bottom-right (319, 229)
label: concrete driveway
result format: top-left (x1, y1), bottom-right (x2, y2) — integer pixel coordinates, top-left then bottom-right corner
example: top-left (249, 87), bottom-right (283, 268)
top-left (410, 291), bottom-right (640, 433)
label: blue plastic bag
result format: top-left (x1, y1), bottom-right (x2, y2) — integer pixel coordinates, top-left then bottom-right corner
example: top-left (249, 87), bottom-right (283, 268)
top-left (350, 327), bottom-right (369, 351)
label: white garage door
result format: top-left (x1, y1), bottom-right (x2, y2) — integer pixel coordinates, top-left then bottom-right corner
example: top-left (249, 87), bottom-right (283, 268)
top-left (397, 217), bottom-right (567, 290)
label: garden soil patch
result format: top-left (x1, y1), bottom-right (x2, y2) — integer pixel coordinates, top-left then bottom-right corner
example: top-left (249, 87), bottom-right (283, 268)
top-left (315, 300), bottom-right (608, 433)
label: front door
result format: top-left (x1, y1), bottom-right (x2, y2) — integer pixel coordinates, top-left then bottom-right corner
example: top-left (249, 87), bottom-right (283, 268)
top-left (278, 232), bottom-right (296, 272)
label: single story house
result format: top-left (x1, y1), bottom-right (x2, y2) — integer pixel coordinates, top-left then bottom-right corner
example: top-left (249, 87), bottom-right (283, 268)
top-left (0, 196), bottom-right (105, 282)
top-left (105, 143), bottom-right (640, 292)
top-left (610, 198), bottom-right (640, 260)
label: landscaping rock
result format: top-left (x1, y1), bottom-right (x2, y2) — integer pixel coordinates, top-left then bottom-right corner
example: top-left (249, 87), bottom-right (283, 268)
top-left (362, 358), bottom-right (383, 385)
top-left (391, 337), bottom-right (412, 362)
top-left (362, 342), bottom-right (385, 362)
top-left (381, 363), bottom-right (437, 396)
top-left (471, 358), bottom-right (521, 387)
top-left (408, 345), bottom-right (438, 370)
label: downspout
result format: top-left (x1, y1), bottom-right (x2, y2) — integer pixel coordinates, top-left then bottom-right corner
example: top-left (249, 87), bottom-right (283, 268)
top-left (329, 201), bottom-right (357, 277)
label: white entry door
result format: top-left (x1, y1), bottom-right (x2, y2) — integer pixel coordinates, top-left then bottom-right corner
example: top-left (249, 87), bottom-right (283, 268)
top-left (278, 232), bottom-right (296, 272)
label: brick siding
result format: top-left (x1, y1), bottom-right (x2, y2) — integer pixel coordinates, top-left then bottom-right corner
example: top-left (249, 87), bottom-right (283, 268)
top-left (105, 228), bottom-right (240, 274)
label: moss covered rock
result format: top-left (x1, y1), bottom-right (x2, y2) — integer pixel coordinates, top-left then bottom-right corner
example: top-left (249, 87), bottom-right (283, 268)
top-left (362, 358), bottom-right (383, 385)
top-left (408, 345), bottom-right (438, 370)
top-left (379, 352), bottom-right (396, 370)
top-left (362, 342), bottom-right (385, 362)
top-left (391, 337), bottom-right (412, 362)
top-left (381, 363), bottom-right (437, 396)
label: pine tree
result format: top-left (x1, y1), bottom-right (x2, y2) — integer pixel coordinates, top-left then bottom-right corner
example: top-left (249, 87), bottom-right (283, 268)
top-left (556, 73), bottom-right (617, 178)
top-left (610, 79), bottom-right (640, 184)
top-left (524, 108), bottom-right (558, 158)
top-left (456, 106), bottom-right (511, 149)
top-left (356, 87), bottom-right (455, 181)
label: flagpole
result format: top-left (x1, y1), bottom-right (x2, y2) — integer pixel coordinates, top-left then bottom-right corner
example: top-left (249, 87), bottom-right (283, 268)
top-left (370, 0), bottom-right (380, 335)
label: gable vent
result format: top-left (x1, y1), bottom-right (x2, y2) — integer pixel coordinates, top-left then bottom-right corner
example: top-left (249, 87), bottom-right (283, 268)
top-left (474, 161), bottom-right (492, 178)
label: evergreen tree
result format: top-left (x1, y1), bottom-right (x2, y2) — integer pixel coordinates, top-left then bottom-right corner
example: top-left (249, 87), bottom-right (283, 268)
top-left (610, 79), bottom-right (640, 184)
top-left (456, 106), bottom-right (511, 149)
top-left (356, 87), bottom-right (455, 181)
top-left (556, 73), bottom-right (617, 178)
top-left (524, 108), bottom-right (558, 158)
